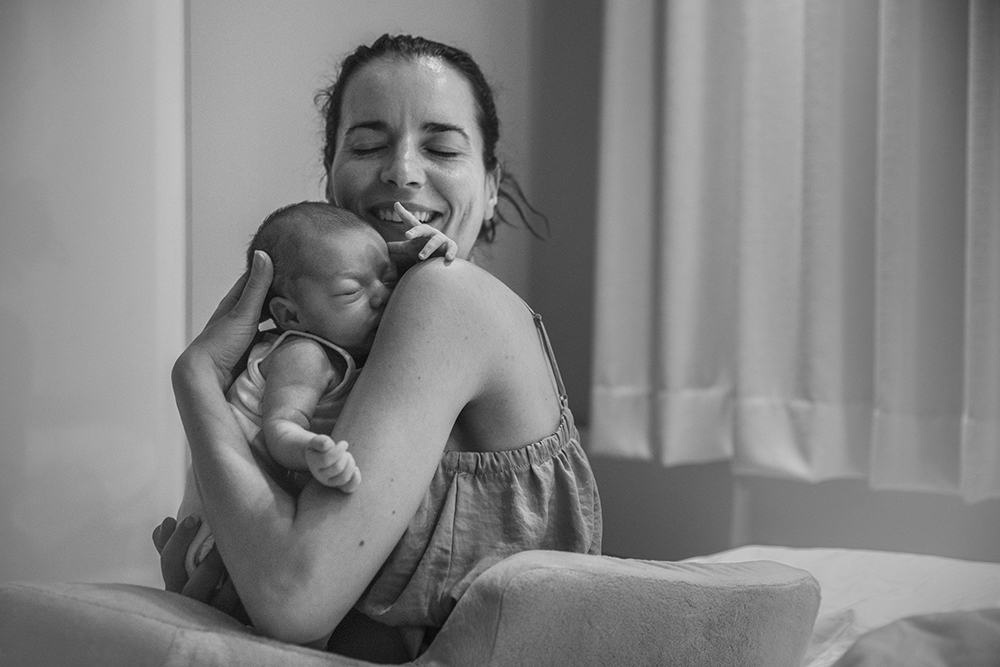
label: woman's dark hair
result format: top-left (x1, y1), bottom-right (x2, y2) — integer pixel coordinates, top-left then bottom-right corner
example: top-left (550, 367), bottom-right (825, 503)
top-left (316, 33), bottom-right (547, 244)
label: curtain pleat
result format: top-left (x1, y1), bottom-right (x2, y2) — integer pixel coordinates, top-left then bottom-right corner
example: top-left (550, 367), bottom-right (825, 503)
top-left (961, 0), bottom-right (1000, 502)
top-left (591, 0), bottom-right (1000, 501)
top-left (591, 0), bottom-right (661, 459)
top-left (871, 0), bottom-right (969, 494)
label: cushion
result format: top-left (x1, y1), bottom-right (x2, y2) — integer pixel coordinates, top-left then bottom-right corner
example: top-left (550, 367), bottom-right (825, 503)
top-left (0, 550), bottom-right (819, 667)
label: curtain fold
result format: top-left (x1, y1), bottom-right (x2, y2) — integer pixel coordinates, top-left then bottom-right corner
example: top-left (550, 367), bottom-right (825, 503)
top-left (591, 0), bottom-right (1000, 502)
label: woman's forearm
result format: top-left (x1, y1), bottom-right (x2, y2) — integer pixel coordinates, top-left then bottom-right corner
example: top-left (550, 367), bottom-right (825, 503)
top-left (172, 351), bottom-right (327, 642)
top-left (166, 253), bottom-right (345, 643)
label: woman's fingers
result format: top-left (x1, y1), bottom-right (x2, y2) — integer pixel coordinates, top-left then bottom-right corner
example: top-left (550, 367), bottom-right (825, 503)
top-left (229, 251), bottom-right (273, 324)
top-left (206, 269), bottom-right (251, 327)
top-left (158, 515), bottom-right (201, 592)
top-left (152, 516), bottom-right (176, 555)
top-left (157, 516), bottom-right (240, 616)
top-left (209, 575), bottom-right (243, 618)
top-left (185, 251), bottom-right (273, 387)
top-left (181, 545), bottom-right (228, 603)
top-left (204, 251), bottom-right (272, 331)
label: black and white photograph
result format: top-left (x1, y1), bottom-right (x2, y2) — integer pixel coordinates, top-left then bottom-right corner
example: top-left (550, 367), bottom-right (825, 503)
top-left (1, 1), bottom-right (999, 665)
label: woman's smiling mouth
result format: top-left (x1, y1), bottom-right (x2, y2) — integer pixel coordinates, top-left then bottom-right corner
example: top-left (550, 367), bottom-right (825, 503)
top-left (373, 205), bottom-right (439, 224)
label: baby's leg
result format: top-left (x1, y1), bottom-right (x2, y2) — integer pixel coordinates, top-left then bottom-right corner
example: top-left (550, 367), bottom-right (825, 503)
top-left (304, 435), bottom-right (361, 492)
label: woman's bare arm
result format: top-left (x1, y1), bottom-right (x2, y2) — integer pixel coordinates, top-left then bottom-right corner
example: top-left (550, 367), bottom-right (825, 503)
top-left (174, 256), bottom-right (494, 646)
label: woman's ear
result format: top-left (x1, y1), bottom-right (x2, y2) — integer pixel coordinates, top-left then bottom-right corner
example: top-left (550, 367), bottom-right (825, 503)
top-left (268, 296), bottom-right (300, 331)
top-left (484, 165), bottom-right (501, 221)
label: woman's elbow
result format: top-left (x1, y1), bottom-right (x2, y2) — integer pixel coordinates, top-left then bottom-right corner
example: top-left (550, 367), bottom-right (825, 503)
top-left (247, 587), bottom-right (339, 647)
top-left (253, 613), bottom-right (333, 648)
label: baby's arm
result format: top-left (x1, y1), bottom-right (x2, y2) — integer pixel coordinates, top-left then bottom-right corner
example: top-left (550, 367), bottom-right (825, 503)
top-left (259, 337), bottom-right (361, 492)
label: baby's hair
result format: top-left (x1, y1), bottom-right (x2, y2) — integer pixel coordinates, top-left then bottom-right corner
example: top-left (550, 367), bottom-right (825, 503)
top-left (247, 201), bottom-right (371, 323)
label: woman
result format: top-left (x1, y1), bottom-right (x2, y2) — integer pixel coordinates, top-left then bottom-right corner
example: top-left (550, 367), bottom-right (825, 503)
top-left (154, 34), bottom-right (601, 660)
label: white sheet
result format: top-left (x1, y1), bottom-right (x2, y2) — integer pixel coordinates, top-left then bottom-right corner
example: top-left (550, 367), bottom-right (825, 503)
top-left (689, 545), bottom-right (1000, 667)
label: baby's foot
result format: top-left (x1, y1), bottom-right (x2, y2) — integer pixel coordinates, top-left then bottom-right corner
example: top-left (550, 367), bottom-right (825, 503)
top-left (305, 436), bottom-right (361, 492)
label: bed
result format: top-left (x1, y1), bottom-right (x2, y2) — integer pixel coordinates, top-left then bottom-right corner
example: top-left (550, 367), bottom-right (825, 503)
top-left (2, 545), bottom-right (1000, 666)
top-left (692, 545), bottom-right (1000, 666)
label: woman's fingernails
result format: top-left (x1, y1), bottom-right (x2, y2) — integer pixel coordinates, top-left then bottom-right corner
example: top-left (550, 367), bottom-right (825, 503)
top-left (183, 515), bottom-right (198, 528)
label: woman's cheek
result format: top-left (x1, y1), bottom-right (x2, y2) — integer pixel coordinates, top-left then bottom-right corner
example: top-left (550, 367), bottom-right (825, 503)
top-left (330, 163), bottom-right (368, 208)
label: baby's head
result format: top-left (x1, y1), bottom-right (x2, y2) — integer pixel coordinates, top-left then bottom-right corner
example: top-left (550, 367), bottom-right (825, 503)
top-left (248, 201), bottom-right (397, 358)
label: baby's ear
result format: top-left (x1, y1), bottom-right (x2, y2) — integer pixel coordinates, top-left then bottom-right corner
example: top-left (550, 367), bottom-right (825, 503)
top-left (268, 296), bottom-right (299, 331)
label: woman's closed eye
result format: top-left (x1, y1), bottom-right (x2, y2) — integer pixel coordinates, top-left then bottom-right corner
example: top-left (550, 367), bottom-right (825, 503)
top-left (350, 144), bottom-right (386, 157)
top-left (343, 127), bottom-right (389, 156)
top-left (425, 145), bottom-right (460, 158)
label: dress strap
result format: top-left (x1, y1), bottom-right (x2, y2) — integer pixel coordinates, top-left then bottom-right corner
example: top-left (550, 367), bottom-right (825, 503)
top-left (520, 299), bottom-right (570, 409)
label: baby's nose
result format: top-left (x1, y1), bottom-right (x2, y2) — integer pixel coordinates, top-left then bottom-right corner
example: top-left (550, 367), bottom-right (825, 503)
top-left (371, 283), bottom-right (392, 309)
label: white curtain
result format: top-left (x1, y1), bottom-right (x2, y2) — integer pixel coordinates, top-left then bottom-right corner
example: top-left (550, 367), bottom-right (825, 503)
top-left (590, 0), bottom-right (1000, 502)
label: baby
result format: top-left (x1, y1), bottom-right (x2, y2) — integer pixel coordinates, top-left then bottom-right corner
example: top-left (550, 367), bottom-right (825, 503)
top-left (177, 200), bottom-right (455, 574)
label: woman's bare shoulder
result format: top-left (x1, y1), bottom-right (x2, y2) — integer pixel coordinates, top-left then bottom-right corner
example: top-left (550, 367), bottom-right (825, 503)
top-left (389, 258), bottom-right (517, 323)
top-left (371, 258), bottom-right (527, 382)
top-left (399, 257), bottom-right (505, 295)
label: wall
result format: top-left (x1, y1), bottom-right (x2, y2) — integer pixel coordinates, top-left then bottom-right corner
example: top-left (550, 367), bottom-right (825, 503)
top-left (0, 0), bottom-right (186, 586)
top-left (0, 0), bottom-right (534, 589)
top-left (188, 0), bottom-right (534, 336)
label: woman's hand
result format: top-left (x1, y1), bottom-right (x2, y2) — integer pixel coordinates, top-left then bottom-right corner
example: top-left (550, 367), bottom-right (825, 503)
top-left (151, 515), bottom-right (243, 617)
top-left (174, 250), bottom-right (274, 392)
top-left (387, 202), bottom-right (457, 271)
top-left (157, 253), bottom-right (271, 619)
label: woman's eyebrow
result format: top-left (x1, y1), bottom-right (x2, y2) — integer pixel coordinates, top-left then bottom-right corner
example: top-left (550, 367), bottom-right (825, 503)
top-left (345, 121), bottom-right (388, 134)
top-left (425, 122), bottom-right (470, 141)
top-left (344, 120), bottom-right (470, 141)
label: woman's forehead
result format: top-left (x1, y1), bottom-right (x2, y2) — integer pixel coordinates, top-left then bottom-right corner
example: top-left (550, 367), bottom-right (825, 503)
top-left (339, 56), bottom-right (479, 128)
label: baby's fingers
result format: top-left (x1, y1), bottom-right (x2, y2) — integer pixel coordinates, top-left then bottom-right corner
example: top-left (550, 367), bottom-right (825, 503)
top-left (306, 438), bottom-right (349, 472)
top-left (339, 468), bottom-right (362, 493)
top-left (325, 457), bottom-right (361, 490)
top-left (405, 226), bottom-right (457, 262)
top-left (417, 234), bottom-right (446, 260)
top-left (307, 435), bottom-right (336, 454)
top-left (393, 201), bottom-right (422, 228)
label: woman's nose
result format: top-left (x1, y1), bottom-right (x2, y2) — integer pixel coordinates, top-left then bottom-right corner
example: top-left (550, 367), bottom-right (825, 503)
top-left (380, 144), bottom-right (423, 187)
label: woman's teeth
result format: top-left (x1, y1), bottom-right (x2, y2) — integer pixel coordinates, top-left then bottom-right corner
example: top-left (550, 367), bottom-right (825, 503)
top-left (376, 208), bottom-right (433, 223)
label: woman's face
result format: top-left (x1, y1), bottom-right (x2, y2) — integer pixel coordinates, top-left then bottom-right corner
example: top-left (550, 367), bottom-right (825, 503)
top-left (327, 56), bottom-right (500, 261)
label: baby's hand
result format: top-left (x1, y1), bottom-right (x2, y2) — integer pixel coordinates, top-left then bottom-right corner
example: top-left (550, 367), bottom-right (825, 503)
top-left (304, 435), bottom-right (361, 493)
top-left (396, 202), bottom-right (457, 262)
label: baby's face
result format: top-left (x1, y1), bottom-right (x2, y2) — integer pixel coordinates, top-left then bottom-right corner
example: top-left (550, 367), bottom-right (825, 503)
top-left (290, 227), bottom-right (397, 357)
